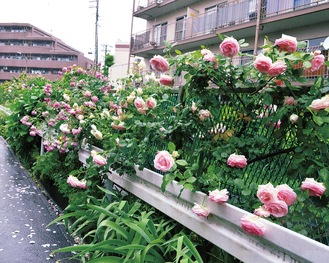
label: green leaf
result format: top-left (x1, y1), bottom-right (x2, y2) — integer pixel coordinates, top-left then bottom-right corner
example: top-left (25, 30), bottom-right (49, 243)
top-left (185, 176), bottom-right (197, 183)
top-left (176, 159), bottom-right (188, 166)
top-left (88, 257), bottom-right (123, 263)
top-left (168, 141), bottom-right (176, 152)
top-left (302, 61), bottom-right (312, 68)
top-left (122, 219), bottom-right (153, 243)
top-left (98, 219), bottom-right (129, 240)
top-left (313, 115), bottom-right (329, 126)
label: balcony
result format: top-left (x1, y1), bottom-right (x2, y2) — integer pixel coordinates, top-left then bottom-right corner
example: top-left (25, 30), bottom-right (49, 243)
top-left (131, 0), bottom-right (329, 57)
top-left (134, 0), bottom-right (200, 19)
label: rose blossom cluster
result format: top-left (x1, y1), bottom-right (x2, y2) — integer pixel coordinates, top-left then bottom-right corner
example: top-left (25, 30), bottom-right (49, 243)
top-left (254, 34), bottom-right (299, 76)
top-left (254, 54), bottom-right (287, 77)
top-left (255, 182), bottom-right (296, 218)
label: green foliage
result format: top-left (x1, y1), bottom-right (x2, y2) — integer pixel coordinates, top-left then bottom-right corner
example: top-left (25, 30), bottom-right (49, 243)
top-left (48, 188), bottom-right (220, 262)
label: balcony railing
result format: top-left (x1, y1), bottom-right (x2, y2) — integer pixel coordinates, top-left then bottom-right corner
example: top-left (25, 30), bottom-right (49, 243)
top-left (132, 0), bottom-right (329, 52)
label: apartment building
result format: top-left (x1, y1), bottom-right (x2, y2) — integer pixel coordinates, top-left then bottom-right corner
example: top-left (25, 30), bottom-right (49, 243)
top-left (0, 23), bottom-right (94, 83)
top-left (131, 0), bottom-right (329, 78)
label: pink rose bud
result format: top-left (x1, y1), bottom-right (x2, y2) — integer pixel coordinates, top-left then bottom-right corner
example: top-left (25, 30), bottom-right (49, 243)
top-left (254, 206), bottom-right (271, 218)
top-left (146, 97), bottom-right (157, 109)
top-left (240, 214), bottom-right (266, 236)
top-left (309, 96), bottom-right (329, 111)
top-left (289, 114), bottom-right (298, 124)
top-left (192, 203), bottom-right (209, 217)
top-left (93, 154), bottom-right (107, 166)
top-left (301, 178), bottom-right (326, 197)
top-left (84, 91), bottom-right (92, 97)
top-left (191, 102), bottom-right (197, 113)
top-left (283, 96), bottom-right (297, 106)
top-left (267, 61), bottom-right (287, 76)
top-left (203, 53), bottom-right (219, 69)
top-left (209, 189), bottom-right (229, 203)
top-left (254, 54), bottom-right (272, 73)
top-left (153, 150), bottom-right (175, 172)
top-left (159, 75), bottom-right (173, 86)
top-left (311, 54), bottom-right (325, 72)
top-left (276, 184), bottom-right (297, 206)
top-left (111, 121), bottom-right (126, 131)
top-left (134, 97), bottom-right (147, 114)
top-left (274, 34), bottom-right (298, 53)
top-left (257, 183), bottom-right (277, 205)
top-left (227, 153), bottom-right (247, 168)
top-left (198, 109), bottom-right (211, 121)
top-left (219, 37), bottom-right (240, 57)
top-left (150, 55), bottom-right (169, 73)
top-left (264, 199), bottom-right (289, 218)
top-left (67, 175), bottom-right (87, 189)
top-left (91, 96), bottom-right (99, 102)
top-left (201, 49), bottom-right (212, 56)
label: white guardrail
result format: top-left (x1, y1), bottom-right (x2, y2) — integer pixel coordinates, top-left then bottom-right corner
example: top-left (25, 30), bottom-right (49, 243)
top-left (79, 145), bottom-right (329, 263)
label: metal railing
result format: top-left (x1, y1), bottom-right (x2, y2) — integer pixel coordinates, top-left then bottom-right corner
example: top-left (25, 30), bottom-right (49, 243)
top-left (132, 0), bottom-right (329, 51)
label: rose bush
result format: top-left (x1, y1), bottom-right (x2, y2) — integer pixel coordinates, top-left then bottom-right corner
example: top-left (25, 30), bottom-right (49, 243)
top-left (1, 33), bottom-right (329, 246)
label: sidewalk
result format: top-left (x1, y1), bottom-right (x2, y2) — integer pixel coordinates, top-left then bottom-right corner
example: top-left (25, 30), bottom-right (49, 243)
top-left (0, 137), bottom-right (78, 263)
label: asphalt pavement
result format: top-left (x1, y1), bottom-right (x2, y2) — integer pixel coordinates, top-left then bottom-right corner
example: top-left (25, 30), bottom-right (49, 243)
top-left (0, 136), bottom-right (78, 263)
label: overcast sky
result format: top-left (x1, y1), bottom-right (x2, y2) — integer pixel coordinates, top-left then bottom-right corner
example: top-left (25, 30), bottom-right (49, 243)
top-left (1, 0), bottom-right (146, 61)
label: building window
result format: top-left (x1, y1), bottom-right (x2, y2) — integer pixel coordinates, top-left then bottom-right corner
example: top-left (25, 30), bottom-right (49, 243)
top-left (154, 22), bottom-right (167, 46)
top-left (175, 16), bottom-right (186, 41)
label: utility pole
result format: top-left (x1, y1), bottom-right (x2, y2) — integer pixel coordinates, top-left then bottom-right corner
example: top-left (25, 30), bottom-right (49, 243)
top-left (102, 44), bottom-right (112, 60)
top-left (90, 0), bottom-right (99, 66)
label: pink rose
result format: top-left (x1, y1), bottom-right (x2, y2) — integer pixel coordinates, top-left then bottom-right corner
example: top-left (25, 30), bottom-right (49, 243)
top-left (67, 175), bottom-right (87, 189)
top-left (150, 55), bottom-right (169, 73)
top-left (198, 109), bottom-right (211, 121)
top-left (91, 96), bottom-right (99, 102)
top-left (111, 121), bottom-right (126, 131)
top-left (254, 54), bottom-right (272, 73)
top-left (134, 97), bottom-right (147, 114)
top-left (227, 153), bottom-right (247, 168)
top-left (203, 53), bottom-right (219, 69)
top-left (219, 37), bottom-right (240, 57)
top-left (154, 150), bottom-right (175, 172)
top-left (146, 97), bottom-right (157, 109)
top-left (72, 127), bottom-right (82, 136)
top-left (254, 206), bottom-right (271, 218)
top-left (309, 96), bottom-right (329, 111)
top-left (208, 189), bottom-right (229, 203)
top-left (274, 34), bottom-right (298, 53)
top-left (159, 75), bottom-right (173, 86)
top-left (311, 53), bottom-right (325, 72)
top-left (264, 200), bottom-right (289, 217)
top-left (267, 61), bottom-right (287, 76)
top-left (93, 154), bottom-right (107, 166)
top-left (240, 214), bottom-right (265, 236)
top-left (276, 184), bottom-right (297, 206)
top-left (201, 49), bottom-right (212, 56)
top-left (192, 203), bottom-right (209, 217)
top-left (301, 178), bottom-right (326, 197)
top-left (283, 96), bottom-right (297, 106)
top-left (257, 183), bottom-right (277, 205)
top-left (289, 114), bottom-right (298, 124)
